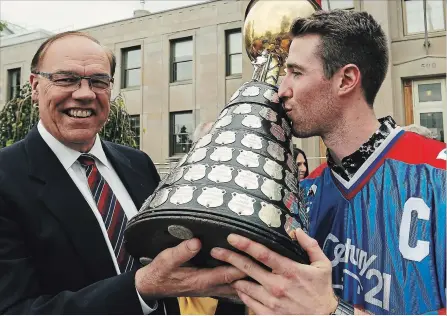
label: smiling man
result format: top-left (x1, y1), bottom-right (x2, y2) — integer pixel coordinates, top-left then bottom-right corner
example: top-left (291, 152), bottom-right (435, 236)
top-left (0, 31), bottom-right (244, 314)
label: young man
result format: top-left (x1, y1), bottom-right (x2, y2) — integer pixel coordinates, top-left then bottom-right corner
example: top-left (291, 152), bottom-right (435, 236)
top-left (211, 10), bottom-right (446, 314)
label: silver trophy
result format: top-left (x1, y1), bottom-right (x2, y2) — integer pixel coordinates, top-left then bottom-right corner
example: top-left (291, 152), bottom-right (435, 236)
top-left (125, 0), bottom-right (321, 268)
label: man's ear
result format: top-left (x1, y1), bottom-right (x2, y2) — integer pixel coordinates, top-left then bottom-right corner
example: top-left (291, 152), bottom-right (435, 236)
top-left (337, 64), bottom-right (361, 97)
top-left (30, 74), bottom-right (39, 102)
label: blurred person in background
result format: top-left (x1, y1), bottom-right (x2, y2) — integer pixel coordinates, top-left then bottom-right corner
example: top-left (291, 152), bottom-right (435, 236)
top-left (294, 147), bottom-right (309, 180)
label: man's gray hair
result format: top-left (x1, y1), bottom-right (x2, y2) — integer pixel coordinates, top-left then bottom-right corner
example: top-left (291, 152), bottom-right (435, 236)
top-left (402, 124), bottom-right (436, 139)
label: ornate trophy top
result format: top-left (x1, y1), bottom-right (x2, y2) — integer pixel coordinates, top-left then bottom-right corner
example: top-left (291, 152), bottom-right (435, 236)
top-left (244, 0), bottom-right (320, 85)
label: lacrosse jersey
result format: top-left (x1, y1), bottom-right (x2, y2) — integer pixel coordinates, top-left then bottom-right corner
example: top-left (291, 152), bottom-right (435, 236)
top-left (300, 118), bottom-right (446, 314)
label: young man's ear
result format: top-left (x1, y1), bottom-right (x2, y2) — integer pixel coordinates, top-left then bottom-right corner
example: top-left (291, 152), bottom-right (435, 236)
top-left (337, 64), bottom-right (361, 97)
top-left (30, 74), bottom-right (39, 102)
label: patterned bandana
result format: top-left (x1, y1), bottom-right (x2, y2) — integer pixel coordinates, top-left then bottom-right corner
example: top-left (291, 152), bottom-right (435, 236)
top-left (327, 116), bottom-right (397, 181)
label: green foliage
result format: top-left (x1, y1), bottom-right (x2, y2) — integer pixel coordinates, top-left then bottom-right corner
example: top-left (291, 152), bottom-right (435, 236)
top-left (0, 21), bottom-right (6, 32)
top-left (0, 82), bottom-right (138, 149)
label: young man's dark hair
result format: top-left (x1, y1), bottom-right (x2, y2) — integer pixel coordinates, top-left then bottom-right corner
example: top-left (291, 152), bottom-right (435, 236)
top-left (290, 9), bottom-right (388, 106)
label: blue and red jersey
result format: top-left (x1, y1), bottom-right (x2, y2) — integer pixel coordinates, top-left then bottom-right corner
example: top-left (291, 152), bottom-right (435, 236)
top-left (300, 128), bottom-right (446, 314)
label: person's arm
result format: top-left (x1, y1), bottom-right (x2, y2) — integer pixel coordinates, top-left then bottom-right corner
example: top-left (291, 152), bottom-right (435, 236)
top-left (0, 200), bottom-right (143, 314)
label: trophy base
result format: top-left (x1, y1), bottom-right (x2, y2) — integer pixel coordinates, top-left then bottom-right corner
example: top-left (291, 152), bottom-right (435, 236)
top-left (125, 210), bottom-right (309, 268)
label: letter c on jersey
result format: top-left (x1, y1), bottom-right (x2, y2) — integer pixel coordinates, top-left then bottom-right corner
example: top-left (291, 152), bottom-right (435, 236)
top-left (399, 197), bottom-right (430, 262)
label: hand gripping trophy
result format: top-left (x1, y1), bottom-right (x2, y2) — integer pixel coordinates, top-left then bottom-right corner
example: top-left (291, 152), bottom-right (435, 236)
top-left (125, 0), bottom-right (321, 268)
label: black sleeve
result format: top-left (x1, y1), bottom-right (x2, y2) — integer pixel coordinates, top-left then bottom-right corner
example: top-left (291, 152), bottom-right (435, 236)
top-left (0, 197), bottom-right (143, 315)
top-left (143, 152), bottom-right (161, 185)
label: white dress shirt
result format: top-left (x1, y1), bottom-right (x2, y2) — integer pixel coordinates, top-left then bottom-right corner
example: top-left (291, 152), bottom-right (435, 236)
top-left (37, 121), bottom-right (156, 314)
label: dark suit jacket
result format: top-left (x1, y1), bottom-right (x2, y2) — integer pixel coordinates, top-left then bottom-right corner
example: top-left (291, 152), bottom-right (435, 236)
top-left (0, 127), bottom-right (162, 314)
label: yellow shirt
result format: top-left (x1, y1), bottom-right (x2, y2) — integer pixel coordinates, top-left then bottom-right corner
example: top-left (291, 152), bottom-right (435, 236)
top-left (177, 297), bottom-right (219, 315)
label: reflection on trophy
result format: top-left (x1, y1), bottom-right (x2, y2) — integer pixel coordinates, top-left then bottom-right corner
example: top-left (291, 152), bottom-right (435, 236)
top-left (125, 0), bottom-right (321, 268)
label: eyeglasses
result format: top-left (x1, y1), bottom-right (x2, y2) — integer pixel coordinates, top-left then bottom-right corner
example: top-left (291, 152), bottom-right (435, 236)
top-left (32, 71), bottom-right (114, 93)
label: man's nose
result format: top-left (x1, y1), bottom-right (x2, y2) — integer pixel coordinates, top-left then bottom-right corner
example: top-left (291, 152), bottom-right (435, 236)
top-left (73, 79), bottom-right (96, 100)
top-left (278, 79), bottom-right (292, 99)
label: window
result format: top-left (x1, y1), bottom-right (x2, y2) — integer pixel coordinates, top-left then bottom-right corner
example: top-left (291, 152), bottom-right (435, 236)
top-left (129, 115), bottom-right (141, 148)
top-left (171, 38), bottom-right (193, 82)
top-left (403, 0), bottom-right (446, 35)
top-left (7, 68), bottom-right (21, 101)
top-left (226, 30), bottom-right (242, 75)
top-left (122, 46), bottom-right (141, 88)
top-left (321, 0), bottom-right (355, 10)
top-left (170, 111), bottom-right (193, 155)
top-left (412, 78), bottom-right (446, 142)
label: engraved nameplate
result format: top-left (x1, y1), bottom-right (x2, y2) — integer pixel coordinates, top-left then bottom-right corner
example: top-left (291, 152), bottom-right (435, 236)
top-left (215, 131), bottom-right (236, 145)
top-left (242, 115), bottom-right (262, 128)
top-left (210, 146), bottom-right (234, 162)
top-left (215, 115), bottom-right (233, 128)
top-left (259, 202), bottom-right (282, 228)
top-left (242, 86), bottom-right (260, 97)
top-left (196, 133), bottom-right (213, 149)
top-left (218, 108), bottom-right (229, 119)
top-left (184, 164), bottom-right (207, 182)
top-left (267, 141), bottom-right (285, 162)
top-left (176, 154), bottom-right (188, 168)
top-left (270, 123), bottom-right (286, 142)
top-left (261, 178), bottom-right (283, 201)
top-left (259, 107), bottom-right (278, 122)
top-left (263, 89), bottom-right (279, 103)
top-left (229, 89), bottom-right (239, 102)
top-left (165, 167), bottom-right (185, 185)
top-left (236, 150), bottom-right (260, 168)
top-left (241, 133), bottom-right (263, 150)
top-left (197, 187), bottom-right (226, 208)
top-left (228, 193), bottom-right (256, 216)
top-left (285, 170), bottom-right (298, 193)
top-left (282, 118), bottom-right (292, 137)
top-left (284, 214), bottom-right (302, 238)
top-left (208, 164), bottom-right (234, 183)
top-left (188, 147), bottom-right (209, 163)
top-left (170, 185), bottom-right (196, 205)
top-left (149, 188), bottom-right (172, 208)
top-left (233, 103), bottom-right (252, 114)
top-left (263, 158), bottom-right (283, 180)
top-left (286, 153), bottom-right (297, 173)
top-left (235, 169), bottom-right (259, 190)
top-left (283, 189), bottom-right (299, 214)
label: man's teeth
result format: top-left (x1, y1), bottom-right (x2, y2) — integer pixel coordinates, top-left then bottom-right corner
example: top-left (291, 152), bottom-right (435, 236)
top-left (68, 109), bottom-right (93, 118)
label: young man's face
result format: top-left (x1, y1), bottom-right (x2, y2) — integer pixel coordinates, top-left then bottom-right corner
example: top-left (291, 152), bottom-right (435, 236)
top-left (30, 36), bottom-right (112, 152)
top-left (279, 34), bottom-right (340, 139)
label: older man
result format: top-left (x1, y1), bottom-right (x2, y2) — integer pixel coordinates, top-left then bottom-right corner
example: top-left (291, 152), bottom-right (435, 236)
top-left (0, 31), bottom-right (244, 314)
top-left (212, 10), bottom-right (446, 315)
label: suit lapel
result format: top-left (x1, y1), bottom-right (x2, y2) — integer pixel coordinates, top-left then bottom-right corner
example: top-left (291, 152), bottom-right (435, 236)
top-left (102, 141), bottom-right (149, 210)
top-left (25, 128), bottom-right (117, 281)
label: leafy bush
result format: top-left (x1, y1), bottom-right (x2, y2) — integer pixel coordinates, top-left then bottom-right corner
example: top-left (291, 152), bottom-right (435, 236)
top-left (0, 82), bottom-right (137, 149)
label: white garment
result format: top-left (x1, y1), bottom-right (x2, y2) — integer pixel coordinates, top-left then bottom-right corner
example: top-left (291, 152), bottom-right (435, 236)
top-left (37, 121), bottom-right (156, 314)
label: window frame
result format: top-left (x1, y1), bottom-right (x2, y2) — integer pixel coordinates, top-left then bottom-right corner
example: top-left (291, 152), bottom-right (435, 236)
top-left (412, 78), bottom-right (446, 142)
top-left (401, 0), bottom-right (446, 36)
top-left (170, 37), bottom-right (193, 83)
top-left (320, 0), bottom-right (356, 10)
top-left (225, 29), bottom-right (243, 76)
top-left (129, 114), bottom-right (141, 149)
top-left (169, 111), bottom-right (194, 156)
top-left (121, 46), bottom-right (142, 89)
top-left (7, 68), bottom-right (21, 101)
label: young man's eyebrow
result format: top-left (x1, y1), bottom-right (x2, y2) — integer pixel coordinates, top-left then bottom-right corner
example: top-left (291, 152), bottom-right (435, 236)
top-left (285, 62), bottom-right (306, 71)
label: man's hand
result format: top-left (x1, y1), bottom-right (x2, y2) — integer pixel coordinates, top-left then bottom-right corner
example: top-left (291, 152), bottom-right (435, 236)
top-left (135, 238), bottom-right (246, 301)
top-left (210, 228), bottom-right (338, 315)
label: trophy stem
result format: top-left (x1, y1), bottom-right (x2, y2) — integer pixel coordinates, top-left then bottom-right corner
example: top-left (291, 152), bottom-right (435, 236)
top-left (251, 49), bottom-right (281, 86)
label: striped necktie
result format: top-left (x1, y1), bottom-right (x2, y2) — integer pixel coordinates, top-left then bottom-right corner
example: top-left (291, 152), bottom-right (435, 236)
top-left (78, 154), bottom-right (134, 273)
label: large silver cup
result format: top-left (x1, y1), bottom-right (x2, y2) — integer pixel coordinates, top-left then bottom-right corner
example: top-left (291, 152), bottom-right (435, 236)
top-left (125, 0), bottom-right (321, 268)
